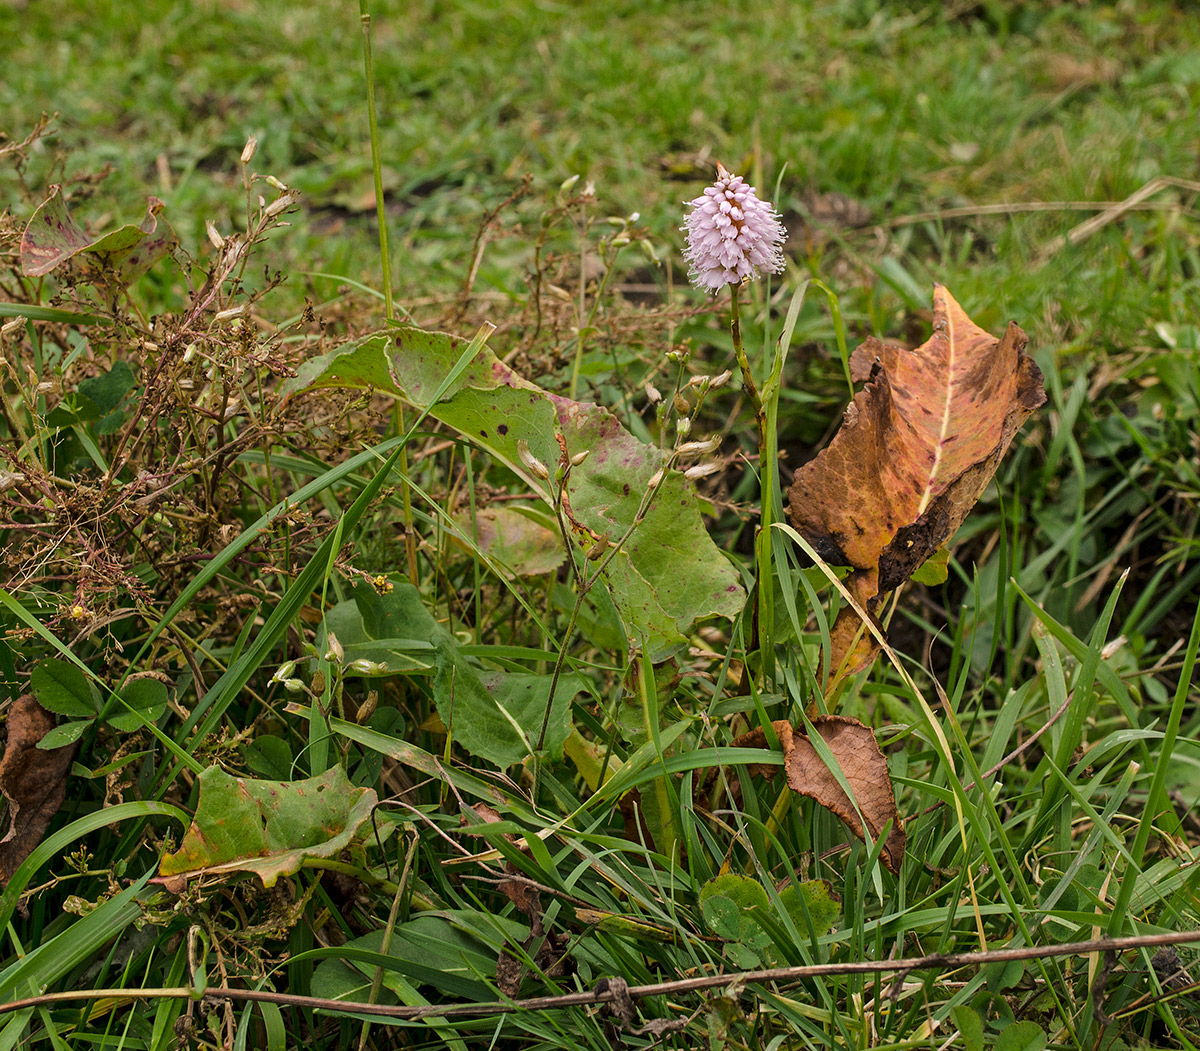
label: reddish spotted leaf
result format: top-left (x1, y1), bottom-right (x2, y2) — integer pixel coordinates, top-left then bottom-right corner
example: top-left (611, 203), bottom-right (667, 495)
top-left (20, 184), bottom-right (176, 287)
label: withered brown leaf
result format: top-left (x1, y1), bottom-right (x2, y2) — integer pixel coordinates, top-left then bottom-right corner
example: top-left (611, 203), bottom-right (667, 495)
top-left (785, 715), bottom-right (904, 874)
top-left (0, 695), bottom-right (76, 884)
top-left (787, 285), bottom-right (1045, 681)
top-left (732, 717), bottom-right (905, 874)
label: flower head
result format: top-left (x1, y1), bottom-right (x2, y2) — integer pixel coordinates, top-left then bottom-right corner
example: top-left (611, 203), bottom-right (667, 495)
top-left (682, 164), bottom-right (787, 293)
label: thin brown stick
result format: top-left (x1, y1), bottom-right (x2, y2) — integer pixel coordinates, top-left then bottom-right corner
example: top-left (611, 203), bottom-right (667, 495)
top-left (1035, 176), bottom-right (1200, 262)
top-left (877, 198), bottom-right (1195, 230)
top-left (4, 928), bottom-right (1200, 1022)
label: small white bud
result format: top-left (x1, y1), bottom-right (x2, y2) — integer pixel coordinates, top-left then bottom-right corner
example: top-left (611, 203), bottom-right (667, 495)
top-left (647, 469), bottom-right (664, 489)
top-left (517, 439), bottom-right (550, 481)
top-left (676, 416), bottom-right (691, 437)
top-left (282, 678), bottom-right (306, 693)
top-left (349, 659), bottom-right (388, 674)
top-left (266, 175), bottom-right (289, 191)
top-left (206, 220), bottom-right (224, 251)
top-left (684, 462), bottom-right (720, 481)
top-left (570, 449), bottom-right (590, 467)
top-left (560, 174), bottom-right (580, 193)
top-left (264, 191), bottom-right (299, 218)
top-left (240, 136), bottom-right (258, 165)
top-left (271, 660), bottom-right (297, 683)
top-left (324, 632), bottom-right (344, 663)
top-left (677, 435), bottom-right (722, 458)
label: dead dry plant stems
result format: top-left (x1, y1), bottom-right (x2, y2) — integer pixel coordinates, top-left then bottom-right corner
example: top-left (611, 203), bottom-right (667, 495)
top-left (1034, 176), bottom-right (1200, 263)
top-left (7, 928), bottom-right (1200, 1023)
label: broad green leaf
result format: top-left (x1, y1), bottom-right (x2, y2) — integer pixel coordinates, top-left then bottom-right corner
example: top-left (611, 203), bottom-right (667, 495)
top-left (107, 676), bottom-right (168, 732)
top-left (951, 1005), bottom-right (985, 1051)
top-left (77, 361), bottom-right (136, 418)
top-left (699, 873), bottom-right (771, 941)
top-left (284, 328), bottom-right (745, 658)
top-left (312, 913), bottom-right (525, 1004)
top-left (437, 660), bottom-right (584, 768)
top-left (242, 735), bottom-right (294, 780)
top-left (352, 581), bottom-right (583, 766)
top-left (995, 1020), bottom-right (1047, 1051)
top-left (157, 766), bottom-right (376, 888)
top-left (321, 592), bottom-right (435, 675)
top-left (910, 544), bottom-right (950, 586)
top-left (30, 659), bottom-right (99, 718)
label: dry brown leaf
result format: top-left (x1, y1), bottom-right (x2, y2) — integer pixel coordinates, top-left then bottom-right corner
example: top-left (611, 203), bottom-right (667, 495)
top-left (785, 716), bottom-right (905, 875)
top-left (0, 695), bottom-right (76, 884)
top-left (730, 716), bottom-right (905, 874)
top-left (788, 285), bottom-right (1045, 681)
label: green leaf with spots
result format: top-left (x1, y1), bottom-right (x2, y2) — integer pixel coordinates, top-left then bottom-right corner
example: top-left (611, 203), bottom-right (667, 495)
top-left (156, 766), bottom-right (376, 888)
top-left (283, 328), bottom-right (745, 659)
top-left (778, 878), bottom-right (841, 937)
top-left (700, 874), bottom-right (771, 941)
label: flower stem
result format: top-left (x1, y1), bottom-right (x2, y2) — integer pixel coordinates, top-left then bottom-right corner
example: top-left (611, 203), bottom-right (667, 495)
top-left (730, 284), bottom-right (766, 455)
top-left (731, 283), bottom-right (769, 658)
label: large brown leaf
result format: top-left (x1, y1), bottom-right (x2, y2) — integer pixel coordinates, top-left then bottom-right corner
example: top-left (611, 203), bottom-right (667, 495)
top-left (787, 285), bottom-right (1045, 680)
top-left (732, 717), bottom-right (904, 874)
top-left (0, 695), bottom-right (76, 884)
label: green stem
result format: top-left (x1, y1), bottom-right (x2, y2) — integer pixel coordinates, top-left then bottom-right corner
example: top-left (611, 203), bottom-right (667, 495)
top-left (731, 283), bottom-right (768, 661)
top-left (360, 0), bottom-right (419, 584)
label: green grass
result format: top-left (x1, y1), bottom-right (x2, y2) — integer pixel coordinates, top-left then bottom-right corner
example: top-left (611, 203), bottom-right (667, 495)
top-left (1, 0), bottom-right (1199, 1048)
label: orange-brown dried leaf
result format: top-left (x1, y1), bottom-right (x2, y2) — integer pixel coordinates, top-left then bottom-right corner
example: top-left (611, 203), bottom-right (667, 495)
top-left (785, 715), bottom-right (905, 874)
top-left (787, 285), bottom-right (1045, 676)
top-left (0, 695), bottom-right (76, 884)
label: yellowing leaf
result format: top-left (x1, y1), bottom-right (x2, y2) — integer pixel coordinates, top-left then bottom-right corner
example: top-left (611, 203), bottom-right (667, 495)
top-left (156, 766), bottom-right (375, 888)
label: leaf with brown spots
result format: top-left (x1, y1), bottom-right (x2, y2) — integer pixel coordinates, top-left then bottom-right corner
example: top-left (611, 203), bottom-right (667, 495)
top-left (20, 184), bottom-right (176, 287)
top-left (787, 285), bottom-right (1045, 682)
top-left (732, 717), bottom-right (904, 874)
top-left (0, 695), bottom-right (76, 884)
top-left (281, 327), bottom-right (746, 659)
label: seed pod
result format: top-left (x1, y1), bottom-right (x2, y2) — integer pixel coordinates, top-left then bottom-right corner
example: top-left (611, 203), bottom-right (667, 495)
top-left (324, 632), bottom-right (344, 663)
top-left (356, 691), bottom-right (378, 723)
top-left (587, 532), bottom-right (610, 560)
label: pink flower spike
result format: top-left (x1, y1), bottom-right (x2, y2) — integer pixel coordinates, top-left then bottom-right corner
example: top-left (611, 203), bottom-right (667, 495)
top-left (682, 164), bottom-right (787, 293)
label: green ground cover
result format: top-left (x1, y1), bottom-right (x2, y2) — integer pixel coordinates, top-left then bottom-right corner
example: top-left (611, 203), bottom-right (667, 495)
top-left (1, 0), bottom-right (1199, 1047)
